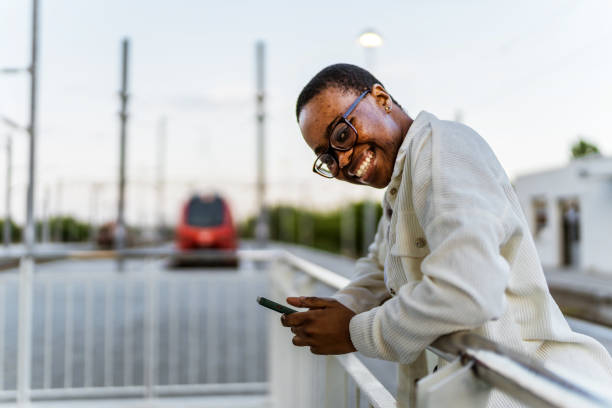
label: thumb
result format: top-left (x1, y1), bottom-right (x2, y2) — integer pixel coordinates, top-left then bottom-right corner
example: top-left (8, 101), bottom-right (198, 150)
top-left (287, 296), bottom-right (333, 309)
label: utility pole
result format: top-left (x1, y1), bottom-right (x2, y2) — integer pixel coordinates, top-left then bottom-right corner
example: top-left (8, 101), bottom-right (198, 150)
top-left (89, 183), bottom-right (101, 244)
top-left (3, 135), bottom-right (11, 247)
top-left (42, 187), bottom-right (50, 244)
top-left (116, 38), bottom-right (130, 266)
top-left (156, 117), bottom-right (166, 242)
top-left (18, 0), bottom-right (39, 402)
top-left (254, 41), bottom-right (268, 246)
top-left (53, 180), bottom-right (63, 241)
top-left (24, 0), bottom-right (39, 254)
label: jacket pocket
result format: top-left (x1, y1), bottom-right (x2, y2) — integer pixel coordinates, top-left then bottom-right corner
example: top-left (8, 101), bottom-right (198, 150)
top-left (389, 209), bottom-right (430, 258)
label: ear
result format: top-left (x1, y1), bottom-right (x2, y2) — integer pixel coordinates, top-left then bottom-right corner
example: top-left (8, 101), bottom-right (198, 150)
top-left (370, 83), bottom-right (392, 112)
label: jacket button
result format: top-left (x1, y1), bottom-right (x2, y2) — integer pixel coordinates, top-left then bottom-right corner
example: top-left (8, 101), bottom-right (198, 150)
top-left (415, 238), bottom-right (427, 248)
top-left (390, 187), bottom-right (398, 196)
top-left (389, 288), bottom-right (396, 296)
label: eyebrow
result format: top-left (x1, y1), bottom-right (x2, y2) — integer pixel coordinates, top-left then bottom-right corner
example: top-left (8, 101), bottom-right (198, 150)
top-left (314, 115), bottom-right (341, 155)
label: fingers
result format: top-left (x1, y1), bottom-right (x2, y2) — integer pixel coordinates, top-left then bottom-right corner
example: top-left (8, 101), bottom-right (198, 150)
top-left (290, 326), bottom-right (312, 338)
top-left (286, 296), bottom-right (335, 309)
top-left (292, 335), bottom-right (310, 347)
top-left (281, 310), bottom-right (318, 327)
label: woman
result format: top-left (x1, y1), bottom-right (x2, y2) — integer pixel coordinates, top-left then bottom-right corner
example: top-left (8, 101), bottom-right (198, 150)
top-left (281, 63), bottom-right (612, 406)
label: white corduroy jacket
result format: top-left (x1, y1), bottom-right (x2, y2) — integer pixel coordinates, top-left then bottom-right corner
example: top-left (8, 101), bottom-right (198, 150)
top-left (333, 111), bottom-right (612, 406)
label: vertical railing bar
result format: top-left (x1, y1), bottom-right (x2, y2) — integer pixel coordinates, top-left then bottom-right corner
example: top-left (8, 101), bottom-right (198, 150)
top-left (245, 276), bottom-right (257, 382)
top-left (226, 282), bottom-right (237, 383)
top-left (123, 280), bottom-right (133, 386)
top-left (42, 280), bottom-right (52, 389)
top-left (344, 369), bottom-right (349, 408)
top-left (84, 280), bottom-right (94, 387)
top-left (294, 349), bottom-right (301, 408)
top-left (0, 285), bottom-right (5, 390)
top-left (206, 281), bottom-right (216, 383)
top-left (144, 273), bottom-right (158, 398)
top-left (168, 281), bottom-right (178, 385)
top-left (17, 257), bottom-right (33, 404)
top-left (187, 281), bottom-right (199, 384)
top-left (104, 279), bottom-right (114, 387)
top-left (63, 282), bottom-right (73, 388)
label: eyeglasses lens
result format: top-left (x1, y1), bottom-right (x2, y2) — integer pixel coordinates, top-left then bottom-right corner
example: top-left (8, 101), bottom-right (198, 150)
top-left (330, 122), bottom-right (356, 150)
top-left (314, 154), bottom-right (337, 177)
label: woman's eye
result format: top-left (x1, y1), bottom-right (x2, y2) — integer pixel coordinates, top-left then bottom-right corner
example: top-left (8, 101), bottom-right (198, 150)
top-left (333, 126), bottom-right (349, 143)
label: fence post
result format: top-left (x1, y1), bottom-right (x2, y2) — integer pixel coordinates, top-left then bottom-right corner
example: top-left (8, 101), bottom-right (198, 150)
top-left (325, 356), bottom-right (347, 408)
top-left (145, 274), bottom-right (158, 398)
top-left (397, 352), bottom-right (429, 408)
top-left (17, 256), bottom-right (34, 404)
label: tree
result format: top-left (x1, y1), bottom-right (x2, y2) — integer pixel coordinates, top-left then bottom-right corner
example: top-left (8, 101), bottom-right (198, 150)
top-left (571, 139), bottom-right (600, 159)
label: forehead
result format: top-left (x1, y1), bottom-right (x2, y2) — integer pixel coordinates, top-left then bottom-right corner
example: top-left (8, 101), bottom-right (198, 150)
top-left (298, 87), bottom-right (361, 152)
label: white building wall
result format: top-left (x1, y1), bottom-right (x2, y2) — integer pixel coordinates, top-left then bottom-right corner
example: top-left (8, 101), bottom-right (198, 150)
top-left (514, 157), bottom-right (612, 275)
top-left (581, 183), bottom-right (612, 273)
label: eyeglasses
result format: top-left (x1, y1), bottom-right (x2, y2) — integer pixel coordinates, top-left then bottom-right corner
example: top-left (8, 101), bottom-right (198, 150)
top-left (312, 89), bottom-right (370, 178)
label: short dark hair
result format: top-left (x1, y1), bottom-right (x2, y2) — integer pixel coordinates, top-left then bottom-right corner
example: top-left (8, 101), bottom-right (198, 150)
top-left (295, 63), bottom-right (398, 121)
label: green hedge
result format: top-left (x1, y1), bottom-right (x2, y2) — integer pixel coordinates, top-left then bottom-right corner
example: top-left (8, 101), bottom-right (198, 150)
top-left (239, 201), bottom-right (382, 258)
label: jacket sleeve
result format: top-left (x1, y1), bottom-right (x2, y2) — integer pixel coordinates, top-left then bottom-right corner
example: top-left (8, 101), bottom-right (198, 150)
top-left (348, 122), bottom-right (516, 363)
top-left (332, 219), bottom-right (392, 314)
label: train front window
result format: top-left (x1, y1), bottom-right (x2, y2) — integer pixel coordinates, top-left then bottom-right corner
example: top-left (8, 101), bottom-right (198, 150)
top-left (187, 197), bottom-right (224, 227)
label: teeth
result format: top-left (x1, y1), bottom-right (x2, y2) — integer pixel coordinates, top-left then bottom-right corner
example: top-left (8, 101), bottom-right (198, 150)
top-left (356, 151), bottom-right (373, 178)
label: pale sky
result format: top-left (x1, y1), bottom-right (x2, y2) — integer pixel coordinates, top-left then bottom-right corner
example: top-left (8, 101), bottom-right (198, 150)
top-left (1, 0), bottom-right (612, 225)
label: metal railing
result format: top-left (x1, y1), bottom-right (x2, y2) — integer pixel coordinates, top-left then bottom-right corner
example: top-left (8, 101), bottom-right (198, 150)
top-left (273, 249), bottom-right (612, 408)
top-left (0, 249), bottom-right (272, 404)
top-left (1, 247), bottom-right (612, 407)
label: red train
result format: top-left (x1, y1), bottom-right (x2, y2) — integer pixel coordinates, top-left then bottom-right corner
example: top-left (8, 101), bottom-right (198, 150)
top-left (175, 194), bottom-right (238, 251)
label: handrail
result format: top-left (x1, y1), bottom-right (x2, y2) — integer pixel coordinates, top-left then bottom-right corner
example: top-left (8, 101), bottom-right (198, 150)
top-left (279, 248), bottom-right (612, 408)
top-left (4, 247), bottom-right (612, 407)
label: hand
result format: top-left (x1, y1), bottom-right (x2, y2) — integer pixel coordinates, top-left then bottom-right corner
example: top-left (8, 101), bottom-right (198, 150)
top-left (280, 296), bottom-right (356, 355)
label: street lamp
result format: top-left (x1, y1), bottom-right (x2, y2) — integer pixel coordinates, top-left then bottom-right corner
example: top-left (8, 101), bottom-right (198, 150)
top-left (358, 29), bottom-right (383, 48)
top-left (357, 29), bottom-right (383, 73)
top-left (357, 29), bottom-right (383, 254)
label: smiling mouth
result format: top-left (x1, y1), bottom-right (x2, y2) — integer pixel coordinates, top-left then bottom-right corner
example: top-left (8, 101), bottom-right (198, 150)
top-left (352, 149), bottom-right (375, 180)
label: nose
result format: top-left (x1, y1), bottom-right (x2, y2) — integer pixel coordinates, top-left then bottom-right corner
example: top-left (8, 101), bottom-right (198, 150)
top-left (336, 149), bottom-right (353, 169)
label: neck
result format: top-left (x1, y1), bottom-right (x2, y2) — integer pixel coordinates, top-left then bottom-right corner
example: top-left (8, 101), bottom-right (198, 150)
top-left (395, 105), bottom-right (413, 145)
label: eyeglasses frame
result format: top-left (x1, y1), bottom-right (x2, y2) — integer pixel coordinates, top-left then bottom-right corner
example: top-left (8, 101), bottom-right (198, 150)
top-left (312, 89), bottom-right (371, 178)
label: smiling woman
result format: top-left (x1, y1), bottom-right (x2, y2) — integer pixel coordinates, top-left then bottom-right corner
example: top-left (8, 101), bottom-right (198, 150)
top-left (288, 63), bottom-right (612, 407)
top-left (296, 64), bottom-right (410, 189)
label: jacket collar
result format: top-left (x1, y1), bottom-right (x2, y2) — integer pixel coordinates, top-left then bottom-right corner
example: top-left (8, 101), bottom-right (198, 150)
top-left (389, 111), bottom-right (433, 182)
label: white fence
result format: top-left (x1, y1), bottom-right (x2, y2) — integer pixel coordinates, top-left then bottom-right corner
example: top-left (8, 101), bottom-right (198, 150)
top-left (0, 253), bottom-right (269, 403)
top-left (270, 250), bottom-right (612, 408)
top-left (1, 248), bottom-right (612, 407)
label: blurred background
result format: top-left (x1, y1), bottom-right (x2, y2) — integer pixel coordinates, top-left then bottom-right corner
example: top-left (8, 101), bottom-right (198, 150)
top-left (1, 1), bottom-right (612, 407)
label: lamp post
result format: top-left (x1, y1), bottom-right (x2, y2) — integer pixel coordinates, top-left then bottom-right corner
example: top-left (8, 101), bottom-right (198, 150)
top-left (358, 29), bottom-right (383, 255)
top-left (358, 29), bottom-right (383, 71)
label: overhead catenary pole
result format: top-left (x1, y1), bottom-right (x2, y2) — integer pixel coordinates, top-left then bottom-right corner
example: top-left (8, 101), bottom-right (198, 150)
top-left (3, 135), bottom-right (11, 247)
top-left (53, 179), bottom-right (63, 241)
top-left (156, 117), bottom-right (166, 241)
top-left (255, 41), bottom-right (268, 245)
top-left (89, 183), bottom-right (102, 243)
top-left (116, 38), bottom-right (130, 259)
top-left (24, 0), bottom-right (39, 253)
top-left (41, 187), bottom-right (50, 243)
top-left (18, 0), bottom-right (39, 403)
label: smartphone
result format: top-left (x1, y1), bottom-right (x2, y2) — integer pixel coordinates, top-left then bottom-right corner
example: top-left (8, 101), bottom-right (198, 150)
top-left (257, 296), bottom-right (297, 315)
